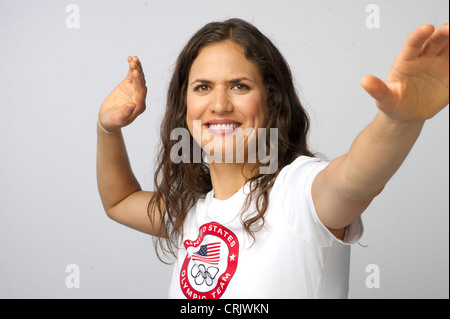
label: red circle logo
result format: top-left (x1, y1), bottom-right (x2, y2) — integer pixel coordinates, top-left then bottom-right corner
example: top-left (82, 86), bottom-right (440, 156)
top-left (180, 222), bottom-right (239, 299)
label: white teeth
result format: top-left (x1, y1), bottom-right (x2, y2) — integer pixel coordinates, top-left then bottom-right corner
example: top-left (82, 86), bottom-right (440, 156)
top-left (209, 123), bottom-right (239, 130)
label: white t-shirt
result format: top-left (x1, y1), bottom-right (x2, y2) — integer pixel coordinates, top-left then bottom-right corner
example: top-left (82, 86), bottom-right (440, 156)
top-left (167, 156), bottom-right (363, 299)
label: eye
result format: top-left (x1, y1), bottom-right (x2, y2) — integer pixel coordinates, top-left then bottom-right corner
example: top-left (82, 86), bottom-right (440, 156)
top-left (194, 84), bottom-right (211, 92)
top-left (232, 83), bottom-right (250, 91)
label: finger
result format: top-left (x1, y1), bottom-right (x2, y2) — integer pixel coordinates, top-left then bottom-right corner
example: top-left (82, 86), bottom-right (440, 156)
top-left (438, 40), bottom-right (449, 59)
top-left (400, 24), bottom-right (435, 61)
top-left (125, 56), bottom-right (134, 82)
top-left (129, 57), bottom-right (146, 86)
top-left (133, 56), bottom-right (144, 72)
top-left (423, 23), bottom-right (450, 57)
top-left (129, 56), bottom-right (143, 75)
top-left (133, 69), bottom-right (147, 95)
top-left (133, 69), bottom-right (147, 111)
top-left (361, 75), bottom-right (396, 111)
top-left (127, 56), bottom-right (141, 74)
top-left (133, 56), bottom-right (146, 84)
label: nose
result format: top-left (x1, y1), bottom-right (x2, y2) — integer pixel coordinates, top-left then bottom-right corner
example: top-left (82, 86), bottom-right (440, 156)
top-left (209, 87), bottom-right (233, 114)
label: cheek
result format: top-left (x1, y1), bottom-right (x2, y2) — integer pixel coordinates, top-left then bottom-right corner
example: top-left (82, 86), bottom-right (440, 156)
top-left (238, 94), bottom-right (266, 126)
top-left (186, 95), bottom-right (201, 131)
top-left (186, 97), bottom-right (208, 150)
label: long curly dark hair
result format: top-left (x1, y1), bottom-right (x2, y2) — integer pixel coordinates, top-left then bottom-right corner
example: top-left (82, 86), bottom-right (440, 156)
top-left (148, 18), bottom-right (313, 262)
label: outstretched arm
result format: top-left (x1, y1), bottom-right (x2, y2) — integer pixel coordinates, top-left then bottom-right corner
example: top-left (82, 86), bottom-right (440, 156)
top-left (313, 24), bottom-right (449, 234)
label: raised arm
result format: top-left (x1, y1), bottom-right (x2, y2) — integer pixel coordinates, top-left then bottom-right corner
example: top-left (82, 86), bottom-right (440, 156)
top-left (97, 56), bottom-right (164, 236)
top-left (312, 24), bottom-right (449, 235)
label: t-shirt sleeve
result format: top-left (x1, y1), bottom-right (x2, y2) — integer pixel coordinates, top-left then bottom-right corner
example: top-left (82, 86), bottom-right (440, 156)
top-left (275, 156), bottom-right (364, 247)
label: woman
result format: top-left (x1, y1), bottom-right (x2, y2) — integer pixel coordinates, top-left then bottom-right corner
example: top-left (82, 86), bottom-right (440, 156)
top-left (97, 19), bottom-right (449, 298)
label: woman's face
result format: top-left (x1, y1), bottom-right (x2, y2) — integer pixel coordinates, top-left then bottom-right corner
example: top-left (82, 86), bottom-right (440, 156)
top-left (186, 40), bottom-right (267, 163)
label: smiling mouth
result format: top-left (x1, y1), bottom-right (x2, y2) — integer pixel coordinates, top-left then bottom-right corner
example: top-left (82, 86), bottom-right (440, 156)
top-left (208, 123), bottom-right (240, 130)
top-left (205, 121), bottom-right (242, 135)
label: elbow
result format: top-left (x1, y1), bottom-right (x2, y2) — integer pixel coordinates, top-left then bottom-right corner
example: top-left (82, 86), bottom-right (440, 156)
top-left (99, 199), bottom-right (118, 221)
top-left (104, 208), bottom-right (115, 220)
top-left (102, 204), bottom-right (116, 220)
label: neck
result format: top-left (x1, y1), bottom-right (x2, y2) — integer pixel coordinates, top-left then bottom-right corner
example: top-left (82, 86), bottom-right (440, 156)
top-left (209, 162), bottom-right (258, 200)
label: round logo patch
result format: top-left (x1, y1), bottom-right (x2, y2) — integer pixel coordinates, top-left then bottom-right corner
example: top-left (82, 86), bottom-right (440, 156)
top-left (180, 222), bottom-right (239, 299)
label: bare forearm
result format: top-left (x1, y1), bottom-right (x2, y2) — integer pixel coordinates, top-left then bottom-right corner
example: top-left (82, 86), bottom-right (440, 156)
top-left (336, 111), bottom-right (425, 200)
top-left (96, 126), bottom-right (141, 212)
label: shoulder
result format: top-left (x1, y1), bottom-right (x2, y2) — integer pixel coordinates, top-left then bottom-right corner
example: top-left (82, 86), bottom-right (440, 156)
top-left (273, 156), bottom-right (330, 190)
top-left (269, 155), bottom-right (330, 217)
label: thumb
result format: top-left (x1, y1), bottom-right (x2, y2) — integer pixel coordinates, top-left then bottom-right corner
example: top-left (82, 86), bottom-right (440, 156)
top-left (121, 103), bottom-right (136, 119)
top-left (361, 75), bottom-right (396, 112)
top-left (120, 103), bottom-right (137, 126)
top-left (110, 103), bottom-right (137, 127)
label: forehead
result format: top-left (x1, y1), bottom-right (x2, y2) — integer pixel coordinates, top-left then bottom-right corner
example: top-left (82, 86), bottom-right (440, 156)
top-left (189, 40), bottom-right (262, 82)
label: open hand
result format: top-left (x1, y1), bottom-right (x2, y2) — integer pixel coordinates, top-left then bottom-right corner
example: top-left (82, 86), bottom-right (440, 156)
top-left (362, 24), bottom-right (449, 121)
top-left (99, 56), bottom-right (147, 133)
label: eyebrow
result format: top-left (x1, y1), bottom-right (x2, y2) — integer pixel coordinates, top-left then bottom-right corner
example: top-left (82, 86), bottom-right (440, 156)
top-left (190, 77), bottom-right (255, 86)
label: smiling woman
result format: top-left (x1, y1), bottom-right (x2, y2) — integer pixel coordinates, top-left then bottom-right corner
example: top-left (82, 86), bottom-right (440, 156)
top-left (186, 40), bottom-right (268, 170)
top-left (96, 18), bottom-right (449, 299)
top-left (146, 19), bottom-right (315, 263)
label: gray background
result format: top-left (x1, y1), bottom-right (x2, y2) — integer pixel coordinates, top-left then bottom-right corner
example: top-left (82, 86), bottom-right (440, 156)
top-left (0, 0), bottom-right (448, 299)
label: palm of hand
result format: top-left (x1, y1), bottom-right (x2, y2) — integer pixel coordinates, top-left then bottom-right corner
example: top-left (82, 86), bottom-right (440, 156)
top-left (99, 56), bottom-right (147, 132)
top-left (363, 24), bottom-right (449, 121)
top-left (101, 79), bottom-right (137, 120)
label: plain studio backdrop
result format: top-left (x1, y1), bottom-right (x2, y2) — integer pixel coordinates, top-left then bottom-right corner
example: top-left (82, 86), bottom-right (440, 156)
top-left (0, 0), bottom-right (448, 299)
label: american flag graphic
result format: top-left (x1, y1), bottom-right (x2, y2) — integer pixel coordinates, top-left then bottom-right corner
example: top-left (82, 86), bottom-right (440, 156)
top-left (192, 242), bottom-right (221, 265)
